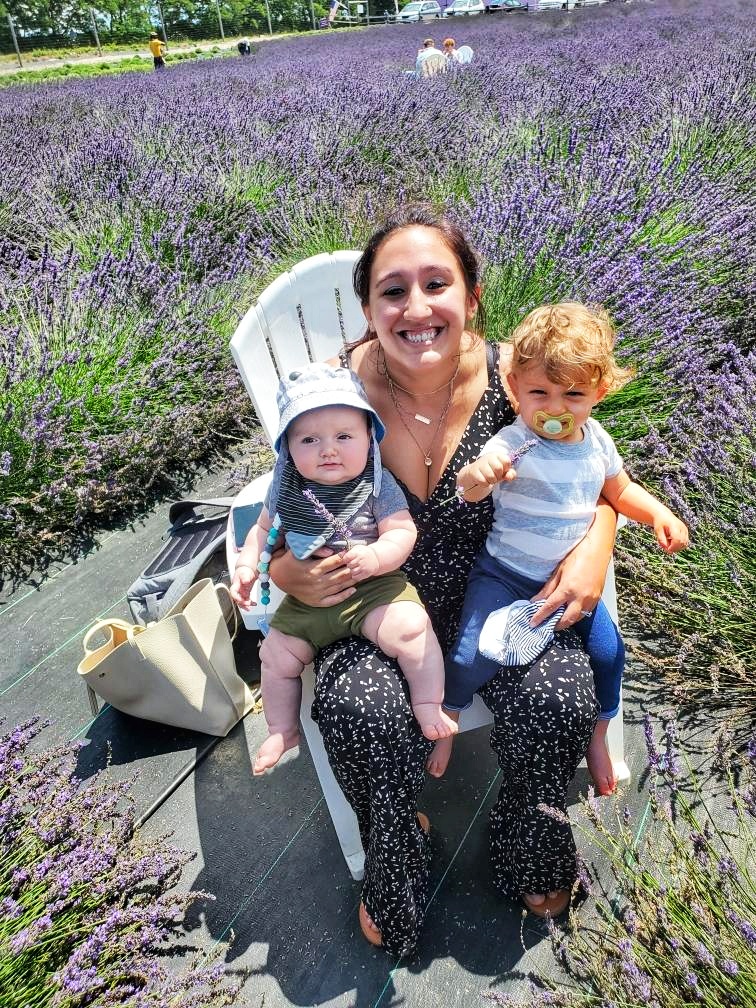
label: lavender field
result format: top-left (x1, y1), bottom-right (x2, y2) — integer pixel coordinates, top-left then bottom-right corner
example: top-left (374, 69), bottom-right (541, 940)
top-left (1, 0), bottom-right (754, 704)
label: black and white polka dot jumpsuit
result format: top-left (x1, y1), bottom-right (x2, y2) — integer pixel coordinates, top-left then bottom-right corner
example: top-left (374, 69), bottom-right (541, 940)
top-left (312, 344), bottom-right (599, 957)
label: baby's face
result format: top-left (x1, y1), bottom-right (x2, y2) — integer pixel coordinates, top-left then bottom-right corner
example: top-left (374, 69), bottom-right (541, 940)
top-left (287, 405), bottom-right (371, 484)
top-left (509, 363), bottom-right (606, 442)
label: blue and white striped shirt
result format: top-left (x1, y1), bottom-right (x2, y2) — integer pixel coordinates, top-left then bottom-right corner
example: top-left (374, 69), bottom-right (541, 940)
top-left (483, 416), bottom-right (622, 581)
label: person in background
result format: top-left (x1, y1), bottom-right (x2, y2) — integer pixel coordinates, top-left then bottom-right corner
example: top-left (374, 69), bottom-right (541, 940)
top-left (237, 37), bottom-right (251, 56)
top-left (443, 37), bottom-right (461, 62)
top-left (148, 31), bottom-right (167, 71)
top-left (415, 37), bottom-right (445, 74)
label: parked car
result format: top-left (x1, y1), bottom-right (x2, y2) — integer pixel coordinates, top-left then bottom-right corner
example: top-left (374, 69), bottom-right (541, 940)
top-left (396, 0), bottom-right (443, 21)
top-left (485, 0), bottom-right (527, 12)
top-left (444, 0), bottom-right (485, 14)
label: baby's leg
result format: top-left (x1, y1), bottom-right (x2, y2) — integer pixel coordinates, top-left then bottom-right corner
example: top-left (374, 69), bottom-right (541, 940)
top-left (255, 629), bottom-right (314, 775)
top-left (575, 602), bottom-right (625, 795)
top-left (425, 709), bottom-right (460, 778)
top-left (361, 601), bottom-right (458, 741)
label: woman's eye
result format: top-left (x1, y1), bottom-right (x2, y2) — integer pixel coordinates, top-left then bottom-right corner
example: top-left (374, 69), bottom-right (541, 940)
top-left (427, 279), bottom-right (448, 291)
top-left (383, 286), bottom-right (404, 297)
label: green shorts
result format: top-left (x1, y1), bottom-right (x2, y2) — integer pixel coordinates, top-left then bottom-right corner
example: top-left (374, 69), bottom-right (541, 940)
top-left (269, 572), bottom-right (423, 651)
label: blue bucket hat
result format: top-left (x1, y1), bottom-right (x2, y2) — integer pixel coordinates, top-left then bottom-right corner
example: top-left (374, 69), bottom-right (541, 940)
top-left (478, 599), bottom-right (565, 666)
top-left (267, 364), bottom-right (386, 547)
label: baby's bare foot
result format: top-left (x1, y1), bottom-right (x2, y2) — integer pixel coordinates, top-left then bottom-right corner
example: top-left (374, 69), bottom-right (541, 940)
top-left (412, 702), bottom-right (459, 741)
top-left (426, 736), bottom-right (453, 778)
top-left (586, 731), bottom-right (616, 795)
top-left (253, 730), bottom-right (300, 776)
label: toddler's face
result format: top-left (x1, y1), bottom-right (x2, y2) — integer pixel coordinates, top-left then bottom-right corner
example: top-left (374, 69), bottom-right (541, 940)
top-left (287, 405), bottom-right (371, 484)
top-left (509, 364), bottom-right (606, 442)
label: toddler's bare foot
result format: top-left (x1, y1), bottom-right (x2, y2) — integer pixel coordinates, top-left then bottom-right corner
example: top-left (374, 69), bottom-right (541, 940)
top-left (426, 735), bottom-right (453, 778)
top-left (522, 890), bottom-right (570, 918)
top-left (412, 702), bottom-right (459, 741)
top-left (253, 729), bottom-right (300, 775)
top-left (586, 729), bottom-right (616, 795)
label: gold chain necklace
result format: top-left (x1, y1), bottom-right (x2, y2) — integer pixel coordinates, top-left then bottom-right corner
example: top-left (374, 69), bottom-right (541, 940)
top-left (386, 370), bottom-right (455, 468)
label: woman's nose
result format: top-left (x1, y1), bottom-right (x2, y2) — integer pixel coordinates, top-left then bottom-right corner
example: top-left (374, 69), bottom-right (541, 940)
top-left (403, 284), bottom-right (431, 320)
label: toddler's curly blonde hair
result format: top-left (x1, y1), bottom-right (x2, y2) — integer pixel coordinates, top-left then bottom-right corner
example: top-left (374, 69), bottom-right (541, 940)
top-left (510, 302), bottom-right (634, 393)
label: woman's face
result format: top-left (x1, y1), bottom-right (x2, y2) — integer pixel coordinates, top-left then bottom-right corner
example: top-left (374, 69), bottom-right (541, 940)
top-left (363, 225), bottom-right (477, 371)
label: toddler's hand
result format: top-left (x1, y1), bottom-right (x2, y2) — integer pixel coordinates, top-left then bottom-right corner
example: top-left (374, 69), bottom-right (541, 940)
top-left (344, 544), bottom-right (380, 582)
top-left (230, 563), bottom-right (258, 609)
top-left (458, 451), bottom-right (515, 493)
top-left (654, 514), bottom-right (689, 554)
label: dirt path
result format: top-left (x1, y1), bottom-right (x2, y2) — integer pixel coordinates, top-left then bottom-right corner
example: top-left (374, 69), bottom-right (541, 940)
top-left (0, 34), bottom-right (283, 76)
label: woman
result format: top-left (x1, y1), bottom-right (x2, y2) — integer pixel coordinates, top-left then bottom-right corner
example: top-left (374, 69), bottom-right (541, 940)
top-left (270, 206), bottom-right (615, 956)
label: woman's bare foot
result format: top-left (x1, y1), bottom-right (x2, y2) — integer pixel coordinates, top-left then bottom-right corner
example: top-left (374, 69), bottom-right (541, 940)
top-left (412, 702), bottom-right (459, 741)
top-left (522, 890), bottom-right (570, 918)
top-left (586, 721), bottom-right (617, 795)
top-left (426, 735), bottom-right (454, 778)
top-left (358, 814), bottom-right (430, 947)
top-left (253, 729), bottom-right (300, 775)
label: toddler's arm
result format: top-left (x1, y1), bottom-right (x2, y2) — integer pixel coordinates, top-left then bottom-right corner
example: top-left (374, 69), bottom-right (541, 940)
top-left (602, 470), bottom-right (689, 553)
top-left (230, 506), bottom-right (274, 609)
top-left (343, 510), bottom-right (417, 582)
top-left (457, 450), bottom-right (517, 502)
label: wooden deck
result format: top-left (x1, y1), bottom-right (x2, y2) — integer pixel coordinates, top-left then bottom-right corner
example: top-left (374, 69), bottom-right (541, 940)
top-left (1, 446), bottom-right (650, 1008)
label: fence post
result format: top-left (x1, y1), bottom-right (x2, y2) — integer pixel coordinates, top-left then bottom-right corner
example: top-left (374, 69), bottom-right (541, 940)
top-left (309, 0), bottom-right (316, 28)
top-left (7, 13), bottom-right (22, 68)
top-left (214, 0), bottom-right (225, 39)
top-left (264, 0), bottom-right (273, 34)
top-left (89, 8), bottom-right (103, 55)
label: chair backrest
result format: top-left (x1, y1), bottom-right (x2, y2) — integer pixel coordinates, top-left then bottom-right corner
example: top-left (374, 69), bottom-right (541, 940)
top-left (230, 251), bottom-right (364, 446)
top-left (456, 45), bottom-right (474, 64)
top-left (420, 53), bottom-right (447, 78)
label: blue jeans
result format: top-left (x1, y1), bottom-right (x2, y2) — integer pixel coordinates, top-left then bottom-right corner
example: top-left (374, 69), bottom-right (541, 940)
top-left (445, 547), bottom-right (624, 719)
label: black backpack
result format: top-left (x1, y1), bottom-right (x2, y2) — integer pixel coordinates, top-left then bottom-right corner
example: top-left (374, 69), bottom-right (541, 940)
top-left (127, 498), bottom-right (233, 625)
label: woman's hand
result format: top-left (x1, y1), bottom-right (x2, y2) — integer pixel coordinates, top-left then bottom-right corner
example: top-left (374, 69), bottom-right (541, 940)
top-left (269, 547), bottom-right (357, 607)
top-left (531, 500), bottom-right (617, 629)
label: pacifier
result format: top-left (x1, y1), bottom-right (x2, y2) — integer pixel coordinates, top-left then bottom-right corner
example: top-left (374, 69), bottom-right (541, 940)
top-left (533, 411), bottom-right (575, 438)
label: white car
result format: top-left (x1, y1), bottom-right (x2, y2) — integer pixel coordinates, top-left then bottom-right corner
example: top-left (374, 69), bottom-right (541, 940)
top-left (396, 0), bottom-right (443, 21)
top-left (445, 0), bottom-right (485, 13)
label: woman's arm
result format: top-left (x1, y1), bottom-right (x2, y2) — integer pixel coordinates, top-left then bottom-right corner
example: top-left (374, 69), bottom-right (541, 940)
top-left (531, 498), bottom-right (617, 628)
top-left (269, 547), bottom-right (357, 608)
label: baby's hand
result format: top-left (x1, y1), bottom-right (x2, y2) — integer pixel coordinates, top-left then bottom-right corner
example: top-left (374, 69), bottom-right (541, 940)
top-left (343, 544), bottom-right (380, 582)
top-left (458, 451), bottom-right (515, 493)
top-left (230, 563), bottom-right (258, 609)
top-left (654, 514), bottom-right (690, 554)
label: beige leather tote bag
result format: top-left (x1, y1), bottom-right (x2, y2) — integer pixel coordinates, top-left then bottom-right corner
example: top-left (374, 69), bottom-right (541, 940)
top-left (78, 578), bottom-right (254, 736)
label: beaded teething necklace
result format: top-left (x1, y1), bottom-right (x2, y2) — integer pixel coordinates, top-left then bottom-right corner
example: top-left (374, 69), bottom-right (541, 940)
top-left (256, 515), bottom-right (281, 633)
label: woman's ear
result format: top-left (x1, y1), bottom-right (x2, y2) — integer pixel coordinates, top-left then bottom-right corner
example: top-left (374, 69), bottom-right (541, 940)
top-left (467, 284), bottom-right (482, 320)
top-left (362, 305), bottom-right (373, 331)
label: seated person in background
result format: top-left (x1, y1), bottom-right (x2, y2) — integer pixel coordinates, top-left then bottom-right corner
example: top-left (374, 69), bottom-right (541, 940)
top-left (237, 37), bottom-right (251, 56)
top-left (231, 363), bottom-right (457, 775)
top-left (428, 302), bottom-right (690, 791)
top-left (443, 37), bottom-right (461, 62)
top-left (416, 37), bottom-right (446, 75)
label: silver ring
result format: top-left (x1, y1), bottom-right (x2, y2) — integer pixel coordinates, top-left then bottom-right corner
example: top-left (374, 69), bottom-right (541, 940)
top-left (580, 610), bottom-right (593, 618)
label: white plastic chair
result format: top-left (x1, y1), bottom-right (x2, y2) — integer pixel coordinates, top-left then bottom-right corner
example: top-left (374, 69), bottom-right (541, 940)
top-left (419, 52), bottom-right (447, 78)
top-left (228, 251), bottom-right (630, 881)
top-left (456, 44), bottom-right (474, 64)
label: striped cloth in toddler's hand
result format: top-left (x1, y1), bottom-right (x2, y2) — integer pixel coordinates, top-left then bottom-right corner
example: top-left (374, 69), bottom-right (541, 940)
top-left (478, 599), bottom-right (565, 666)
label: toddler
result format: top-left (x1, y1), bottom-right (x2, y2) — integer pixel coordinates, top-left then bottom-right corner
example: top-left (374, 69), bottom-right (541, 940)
top-left (428, 303), bottom-right (689, 791)
top-left (231, 363), bottom-right (457, 775)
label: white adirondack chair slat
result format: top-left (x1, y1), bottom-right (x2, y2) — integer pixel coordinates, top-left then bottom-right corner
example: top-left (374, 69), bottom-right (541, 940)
top-left (228, 251), bottom-right (630, 881)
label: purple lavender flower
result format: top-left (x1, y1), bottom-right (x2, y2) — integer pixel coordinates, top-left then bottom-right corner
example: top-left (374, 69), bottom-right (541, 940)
top-left (302, 487), bottom-right (353, 551)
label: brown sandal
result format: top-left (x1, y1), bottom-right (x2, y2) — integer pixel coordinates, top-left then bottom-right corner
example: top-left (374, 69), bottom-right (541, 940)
top-left (522, 890), bottom-right (570, 918)
top-left (358, 813), bottom-right (431, 947)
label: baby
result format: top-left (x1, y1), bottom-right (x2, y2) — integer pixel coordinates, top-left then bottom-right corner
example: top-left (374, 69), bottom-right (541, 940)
top-left (429, 302), bottom-right (689, 790)
top-left (231, 363), bottom-right (457, 775)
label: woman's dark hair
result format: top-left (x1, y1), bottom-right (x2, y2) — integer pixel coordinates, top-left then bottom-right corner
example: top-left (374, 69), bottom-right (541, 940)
top-left (352, 205), bottom-right (486, 338)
